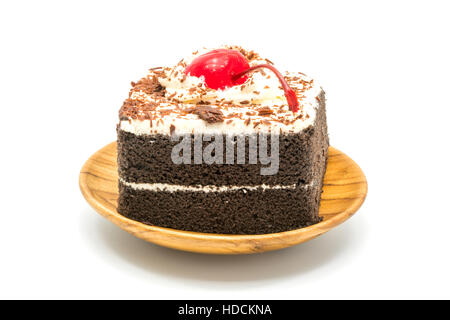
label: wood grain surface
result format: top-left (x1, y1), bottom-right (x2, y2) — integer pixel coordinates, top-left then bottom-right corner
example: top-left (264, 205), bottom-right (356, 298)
top-left (79, 142), bottom-right (367, 254)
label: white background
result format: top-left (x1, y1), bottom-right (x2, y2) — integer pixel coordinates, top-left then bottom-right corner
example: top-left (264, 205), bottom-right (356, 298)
top-left (1, 0), bottom-right (449, 299)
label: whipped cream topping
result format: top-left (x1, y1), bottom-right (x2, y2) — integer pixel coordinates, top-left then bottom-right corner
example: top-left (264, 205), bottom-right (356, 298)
top-left (119, 46), bottom-right (324, 135)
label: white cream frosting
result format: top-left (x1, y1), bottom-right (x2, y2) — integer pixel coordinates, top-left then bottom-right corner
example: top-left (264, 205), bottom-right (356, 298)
top-left (120, 99), bottom-right (317, 135)
top-left (119, 178), bottom-right (316, 193)
top-left (119, 46), bottom-right (323, 135)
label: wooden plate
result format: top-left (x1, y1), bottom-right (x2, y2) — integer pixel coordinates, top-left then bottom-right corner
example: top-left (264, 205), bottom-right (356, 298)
top-left (79, 142), bottom-right (367, 254)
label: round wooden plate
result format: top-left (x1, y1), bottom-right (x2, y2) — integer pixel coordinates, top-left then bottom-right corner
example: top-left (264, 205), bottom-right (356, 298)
top-left (79, 142), bottom-right (367, 254)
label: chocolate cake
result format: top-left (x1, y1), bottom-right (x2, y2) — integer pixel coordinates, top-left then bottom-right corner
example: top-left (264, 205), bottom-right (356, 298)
top-left (117, 46), bottom-right (329, 234)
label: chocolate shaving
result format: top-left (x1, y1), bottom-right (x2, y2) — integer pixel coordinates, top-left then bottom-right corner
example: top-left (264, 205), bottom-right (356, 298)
top-left (225, 112), bottom-right (239, 119)
top-left (170, 124), bottom-right (176, 135)
top-left (187, 106), bottom-right (224, 124)
top-left (257, 107), bottom-right (273, 116)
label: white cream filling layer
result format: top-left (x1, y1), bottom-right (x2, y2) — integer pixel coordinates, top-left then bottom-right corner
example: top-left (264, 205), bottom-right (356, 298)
top-left (119, 178), bottom-right (316, 193)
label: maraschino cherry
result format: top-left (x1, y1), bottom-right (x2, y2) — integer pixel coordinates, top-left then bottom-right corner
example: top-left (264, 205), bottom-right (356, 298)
top-left (185, 49), bottom-right (250, 90)
top-left (185, 49), bottom-right (299, 112)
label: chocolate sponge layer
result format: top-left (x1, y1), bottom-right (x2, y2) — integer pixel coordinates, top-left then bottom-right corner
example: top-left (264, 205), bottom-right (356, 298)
top-left (117, 181), bottom-right (324, 234)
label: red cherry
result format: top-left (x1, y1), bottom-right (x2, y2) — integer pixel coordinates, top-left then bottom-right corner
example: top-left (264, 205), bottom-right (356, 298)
top-left (185, 49), bottom-right (299, 112)
top-left (184, 49), bottom-right (250, 90)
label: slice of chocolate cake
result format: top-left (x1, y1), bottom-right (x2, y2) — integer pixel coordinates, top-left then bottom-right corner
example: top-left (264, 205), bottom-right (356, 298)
top-left (117, 46), bottom-right (329, 235)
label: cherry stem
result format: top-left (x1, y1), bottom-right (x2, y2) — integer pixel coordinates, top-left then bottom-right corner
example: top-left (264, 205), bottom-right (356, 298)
top-left (232, 64), bottom-right (299, 112)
